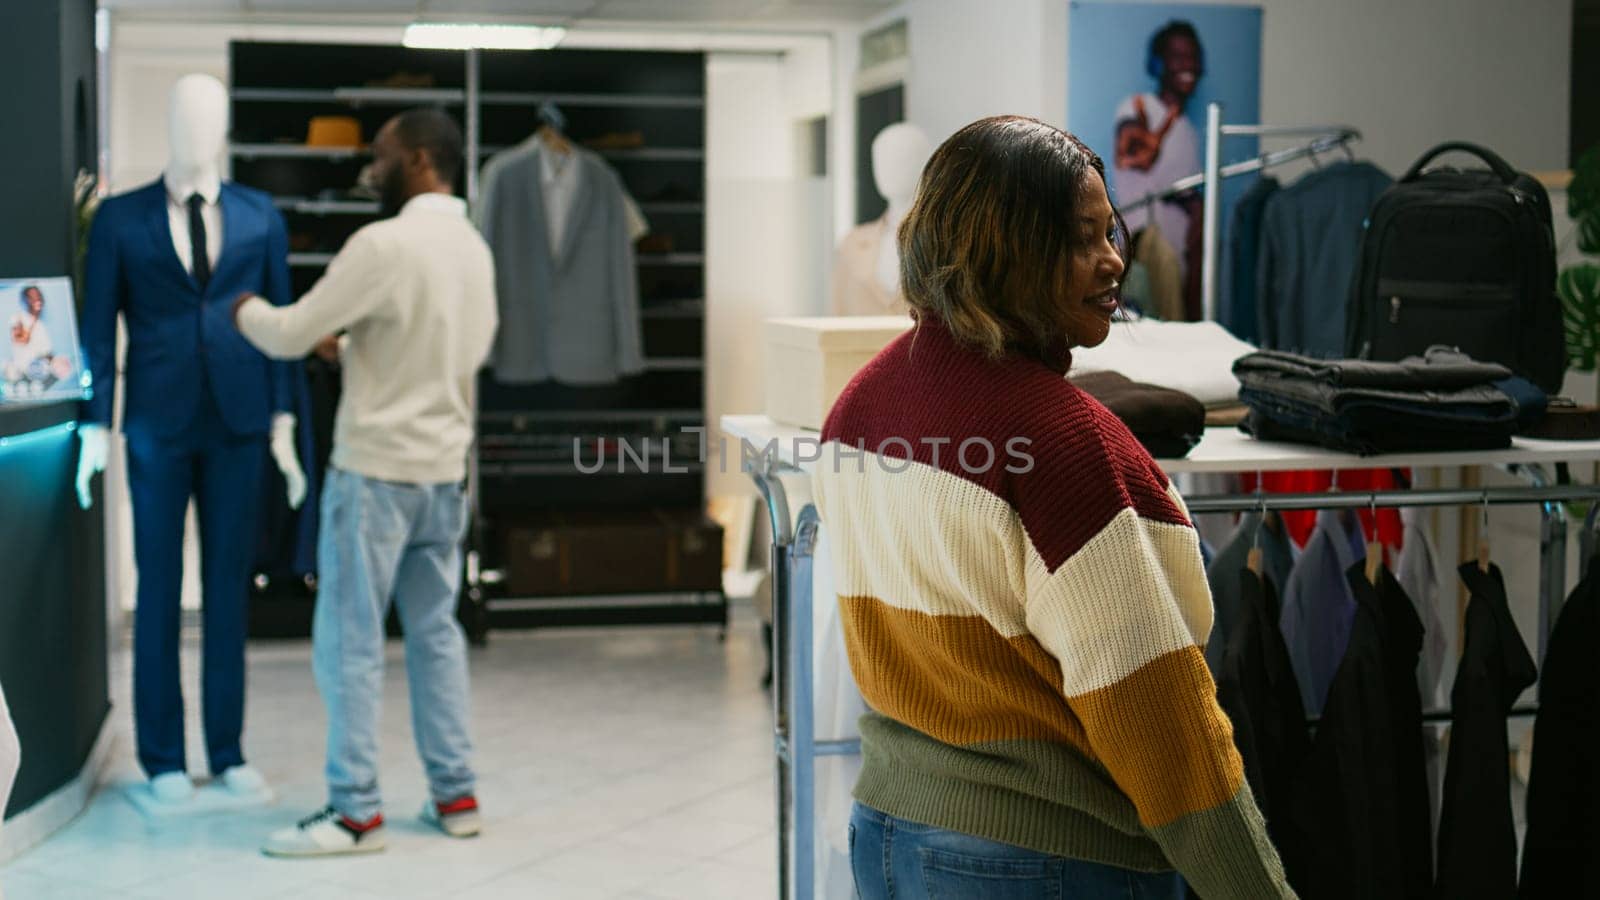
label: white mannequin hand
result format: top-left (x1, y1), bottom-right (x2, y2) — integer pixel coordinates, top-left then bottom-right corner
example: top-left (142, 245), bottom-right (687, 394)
top-left (270, 413), bottom-right (307, 510)
top-left (75, 424), bottom-right (110, 510)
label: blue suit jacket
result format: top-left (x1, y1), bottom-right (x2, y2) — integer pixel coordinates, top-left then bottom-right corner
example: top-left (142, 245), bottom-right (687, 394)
top-left (82, 179), bottom-right (295, 439)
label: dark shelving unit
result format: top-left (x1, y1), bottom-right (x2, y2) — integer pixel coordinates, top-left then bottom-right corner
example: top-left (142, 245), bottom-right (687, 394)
top-left (228, 41), bottom-right (722, 640)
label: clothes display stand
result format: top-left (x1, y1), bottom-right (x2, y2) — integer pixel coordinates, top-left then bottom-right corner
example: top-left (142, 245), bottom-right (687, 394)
top-left (1116, 104), bottom-right (1360, 325)
top-left (722, 413), bottom-right (1600, 900)
top-left (227, 41), bottom-right (722, 638)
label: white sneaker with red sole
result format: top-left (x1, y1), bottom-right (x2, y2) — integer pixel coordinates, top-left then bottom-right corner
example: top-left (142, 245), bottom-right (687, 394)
top-left (262, 807), bottom-right (387, 857)
top-left (421, 796), bottom-right (481, 838)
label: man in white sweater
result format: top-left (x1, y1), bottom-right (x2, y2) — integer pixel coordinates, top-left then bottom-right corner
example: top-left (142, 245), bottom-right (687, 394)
top-left (234, 109), bottom-right (497, 857)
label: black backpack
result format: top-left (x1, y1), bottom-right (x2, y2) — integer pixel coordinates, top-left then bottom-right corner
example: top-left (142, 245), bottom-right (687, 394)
top-left (1346, 142), bottom-right (1564, 393)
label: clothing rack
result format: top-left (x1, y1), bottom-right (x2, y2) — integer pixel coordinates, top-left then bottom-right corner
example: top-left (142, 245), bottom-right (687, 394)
top-left (723, 413), bottom-right (1600, 900)
top-left (1113, 102), bottom-right (1359, 322)
top-left (1199, 104), bottom-right (1361, 322)
top-left (1116, 127), bottom-right (1357, 216)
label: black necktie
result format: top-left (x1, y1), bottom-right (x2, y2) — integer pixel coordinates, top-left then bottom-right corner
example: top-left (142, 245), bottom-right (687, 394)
top-left (187, 193), bottom-right (211, 292)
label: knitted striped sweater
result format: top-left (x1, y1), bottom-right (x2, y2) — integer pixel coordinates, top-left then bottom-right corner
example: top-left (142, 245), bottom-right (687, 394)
top-left (813, 320), bottom-right (1293, 898)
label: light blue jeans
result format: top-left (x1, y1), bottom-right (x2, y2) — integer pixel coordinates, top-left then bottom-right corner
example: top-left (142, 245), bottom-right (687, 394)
top-left (850, 803), bottom-right (1185, 900)
top-left (314, 468), bottom-right (476, 821)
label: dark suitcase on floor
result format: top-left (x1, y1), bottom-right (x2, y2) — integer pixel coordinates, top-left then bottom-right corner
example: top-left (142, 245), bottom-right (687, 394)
top-left (503, 509), bottom-right (723, 597)
top-left (1346, 142), bottom-right (1564, 393)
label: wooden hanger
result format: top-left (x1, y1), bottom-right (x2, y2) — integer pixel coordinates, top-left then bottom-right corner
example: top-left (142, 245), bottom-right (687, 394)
top-left (1364, 495), bottom-right (1383, 586)
top-left (537, 124), bottom-right (573, 157)
top-left (1246, 500), bottom-right (1265, 578)
top-left (1477, 494), bottom-right (1492, 573)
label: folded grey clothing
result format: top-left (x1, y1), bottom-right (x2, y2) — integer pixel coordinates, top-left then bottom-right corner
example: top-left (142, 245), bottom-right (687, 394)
top-left (1237, 368), bottom-right (1522, 421)
top-left (1233, 347), bottom-right (1511, 391)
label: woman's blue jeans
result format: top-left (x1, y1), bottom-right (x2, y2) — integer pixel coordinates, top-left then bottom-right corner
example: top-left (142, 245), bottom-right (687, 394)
top-left (849, 802), bottom-right (1185, 900)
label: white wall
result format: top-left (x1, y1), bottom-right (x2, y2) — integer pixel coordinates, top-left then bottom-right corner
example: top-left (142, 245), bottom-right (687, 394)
top-left (706, 52), bottom-right (832, 499)
top-left (904, 0), bottom-right (1063, 139)
top-left (1244, 0), bottom-right (1571, 176)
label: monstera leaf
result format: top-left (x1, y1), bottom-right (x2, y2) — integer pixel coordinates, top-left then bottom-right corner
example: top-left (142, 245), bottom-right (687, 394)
top-left (1562, 264), bottom-right (1600, 371)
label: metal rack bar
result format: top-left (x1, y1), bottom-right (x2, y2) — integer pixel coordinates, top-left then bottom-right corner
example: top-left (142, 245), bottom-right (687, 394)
top-left (1201, 103), bottom-right (1224, 323)
top-left (273, 198), bottom-right (380, 216)
top-left (479, 90), bottom-right (704, 109)
top-left (231, 86), bottom-right (467, 105)
top-left (231, 144), bottom-right (367, 160)
top-left (466, 49), bottom-right (481, 209)
top-left (1182, 483), bottom-right (1600, 514)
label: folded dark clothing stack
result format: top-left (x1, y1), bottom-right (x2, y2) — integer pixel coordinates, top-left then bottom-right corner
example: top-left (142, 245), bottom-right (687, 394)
top-left (1070, 370), bottom-right (1207, 458)
top-left (1233, 347), bottom-right (1546, 455)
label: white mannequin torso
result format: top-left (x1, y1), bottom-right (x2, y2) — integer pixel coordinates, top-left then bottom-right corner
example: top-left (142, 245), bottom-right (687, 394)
top-left (831, 123), bottom-right (930, 316)
top-left (872, 203), bottom-right (906, 294)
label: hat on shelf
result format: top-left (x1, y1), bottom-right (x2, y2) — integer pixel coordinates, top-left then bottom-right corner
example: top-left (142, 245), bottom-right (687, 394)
top-left (305, 116), bottom-right (363, 149)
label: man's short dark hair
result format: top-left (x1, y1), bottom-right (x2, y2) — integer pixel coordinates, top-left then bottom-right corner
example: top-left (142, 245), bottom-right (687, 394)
top-left (19, 285), bottom-right (42, 312)
top-left (390, 108), bottom-right (464, 188)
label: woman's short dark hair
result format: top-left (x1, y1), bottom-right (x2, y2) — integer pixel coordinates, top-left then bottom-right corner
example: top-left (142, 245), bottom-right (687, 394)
top-left (898, 116), bottom-right (1123, 367)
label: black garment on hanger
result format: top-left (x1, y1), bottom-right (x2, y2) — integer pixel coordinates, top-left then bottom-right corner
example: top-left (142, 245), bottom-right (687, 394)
top-left (1435, 562), bottom-right (1538, 900)
top-left (1361, 564), bottom-right (1433, 897)
top-left (1294, 562), bottom-right (1430, 899)
top-left (1519, 554), bottom-right (1600, 898)
top-left (1216, 569), bottom-right (1312, 889)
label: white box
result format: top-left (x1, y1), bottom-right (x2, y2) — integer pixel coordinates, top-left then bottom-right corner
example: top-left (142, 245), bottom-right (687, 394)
top-left (764, 315), bottom-right (914, 430)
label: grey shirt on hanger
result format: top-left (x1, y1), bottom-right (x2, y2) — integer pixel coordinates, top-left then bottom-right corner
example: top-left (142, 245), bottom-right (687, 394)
top-left (1205, 511), bottom-right (1298, 674)
top-left (477, 138), bottom-right (645, 385)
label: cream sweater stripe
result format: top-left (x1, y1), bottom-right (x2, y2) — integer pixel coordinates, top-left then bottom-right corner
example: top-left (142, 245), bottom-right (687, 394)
top-left (813, 445), bottom-right (1032, 635)
top-left (1025, 507), bottom-right (1214, 696)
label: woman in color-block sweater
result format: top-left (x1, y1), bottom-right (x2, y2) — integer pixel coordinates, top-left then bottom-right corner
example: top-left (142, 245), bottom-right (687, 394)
top-left (813, 117), bottom-right (1294, 899)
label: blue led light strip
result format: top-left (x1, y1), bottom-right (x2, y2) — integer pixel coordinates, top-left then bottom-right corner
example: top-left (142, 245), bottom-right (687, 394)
top-left (0, 421), bottom-right (79, 451)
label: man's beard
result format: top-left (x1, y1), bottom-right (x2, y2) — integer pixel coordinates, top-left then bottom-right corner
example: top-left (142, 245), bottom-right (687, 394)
top-left (379, 167), bottom-right (409, 218)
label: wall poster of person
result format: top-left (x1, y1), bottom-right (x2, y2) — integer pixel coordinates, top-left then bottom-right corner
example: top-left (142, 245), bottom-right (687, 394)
top-left (1068, 2), bottom-right (1262, 321)
top-left (2, 277), bottom-right (85, 405)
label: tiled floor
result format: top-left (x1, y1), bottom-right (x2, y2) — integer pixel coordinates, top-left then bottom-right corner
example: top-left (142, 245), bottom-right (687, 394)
top-left (0, 605), bottom-right (778, 899)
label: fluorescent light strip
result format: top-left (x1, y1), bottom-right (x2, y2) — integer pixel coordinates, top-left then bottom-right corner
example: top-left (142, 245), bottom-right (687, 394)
top-left (403, 23), bottom-right (567, 51)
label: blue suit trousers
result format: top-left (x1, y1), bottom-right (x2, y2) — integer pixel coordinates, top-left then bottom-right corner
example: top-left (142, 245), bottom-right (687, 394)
top-left (125, 388), bottom-right (265, 778)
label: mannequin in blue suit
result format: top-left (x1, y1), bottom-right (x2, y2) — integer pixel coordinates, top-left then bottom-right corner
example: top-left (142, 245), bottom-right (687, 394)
top-left (77, 75), bottom-right (306, 805)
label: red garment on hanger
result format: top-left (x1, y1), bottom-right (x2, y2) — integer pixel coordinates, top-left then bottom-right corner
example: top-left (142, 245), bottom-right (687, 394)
top-left (1240, 469), bottom-right (1406, 550)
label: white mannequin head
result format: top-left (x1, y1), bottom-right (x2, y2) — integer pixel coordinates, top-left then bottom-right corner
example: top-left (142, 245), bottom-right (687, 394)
top-left (167, 74), bottom-right (228, 179)
top-left (871, 123), bottom-right (932, 212)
